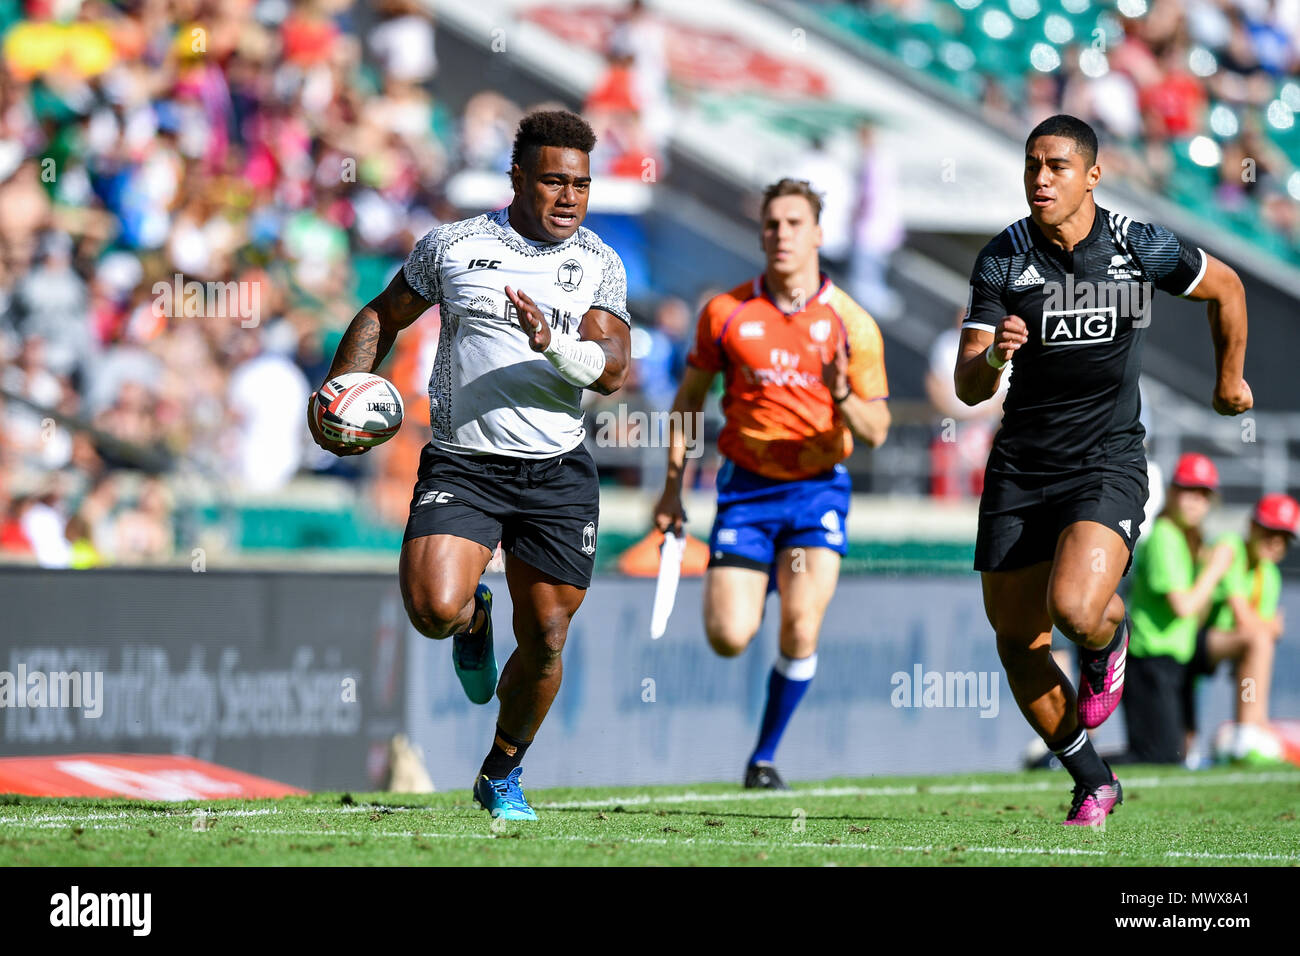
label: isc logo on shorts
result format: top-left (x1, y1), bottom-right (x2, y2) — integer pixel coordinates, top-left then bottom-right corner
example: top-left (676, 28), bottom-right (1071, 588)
top-left (418, 490), bottom-right (454, 506)
top-left (1041, 307), bottom-right (1116, 347)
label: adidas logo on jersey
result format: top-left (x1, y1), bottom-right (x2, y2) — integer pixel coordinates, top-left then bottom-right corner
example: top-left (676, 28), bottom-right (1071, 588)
top-left (1118, 518), bottom-right (1131, 538)
top-left (1012, 266), bottom-right (1045, 287)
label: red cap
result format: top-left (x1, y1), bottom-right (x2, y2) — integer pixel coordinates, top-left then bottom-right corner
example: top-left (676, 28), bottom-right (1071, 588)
top-left (1171, 452), bottom-right (1219, 491)
top-left (1253, 493), bottom-right (1300, 536)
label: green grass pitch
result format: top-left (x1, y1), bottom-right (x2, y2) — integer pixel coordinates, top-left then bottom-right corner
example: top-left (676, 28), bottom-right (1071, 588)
top-left (1, 765), bottom-right (1297, 866)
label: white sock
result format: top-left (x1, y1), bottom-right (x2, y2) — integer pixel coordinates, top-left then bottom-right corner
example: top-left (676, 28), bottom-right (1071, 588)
top-left (774, 652), bottom-right (817, 681)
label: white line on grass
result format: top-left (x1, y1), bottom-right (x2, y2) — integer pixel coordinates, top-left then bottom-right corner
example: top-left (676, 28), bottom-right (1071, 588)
top-left (7, 820), bottom-right (1298, 863)
top-left (537, 770), bottom-right (1300, 809)
top-left (0, 803), bottom-right (419, 827)
top-left (2, 771), bottom-right (1294, 824)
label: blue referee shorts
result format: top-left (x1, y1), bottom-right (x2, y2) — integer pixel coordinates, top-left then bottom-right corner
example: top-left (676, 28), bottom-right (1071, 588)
top-left (708, 460), bottom-right (851, 573)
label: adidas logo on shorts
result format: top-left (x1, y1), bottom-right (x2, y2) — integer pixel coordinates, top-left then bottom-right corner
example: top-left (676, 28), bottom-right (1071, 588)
top-left (1012, 265), bottom-right (1045, 287)
top-left (1118, 518), bottom-right (1131, 538)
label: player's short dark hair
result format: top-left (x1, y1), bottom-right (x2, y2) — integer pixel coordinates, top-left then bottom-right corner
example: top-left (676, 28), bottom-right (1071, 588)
top-left (1026, 114), bottom-right (1098, 168)
top-left (510, 110), bottom-right (597, 172)
top-left (761, 178), bottom-right (823, 222)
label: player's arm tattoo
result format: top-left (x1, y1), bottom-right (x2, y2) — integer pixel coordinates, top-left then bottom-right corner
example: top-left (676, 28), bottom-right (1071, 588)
top-left (578, 308), bottom-right (632, 396)
top-left (327, 271), bottom-right (432, 378)
top-left (329, 309), bottom-right (387, 377)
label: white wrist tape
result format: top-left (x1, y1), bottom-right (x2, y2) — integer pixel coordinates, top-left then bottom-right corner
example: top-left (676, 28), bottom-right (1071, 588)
top-left (985, 344), bottom-right (1007, 369)
top-left (543, 336), bottom-right (607, 387)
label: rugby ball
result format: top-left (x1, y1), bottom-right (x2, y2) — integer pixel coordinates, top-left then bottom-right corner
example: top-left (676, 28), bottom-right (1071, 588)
top-left (313, 372), bottom-right (404, 448)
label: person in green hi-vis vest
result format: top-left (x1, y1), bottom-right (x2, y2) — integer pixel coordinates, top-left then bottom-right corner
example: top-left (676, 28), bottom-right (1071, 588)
top-left (1188, 492), bottom-right (1298, 765)
top-left (1120, 454), bottom-right (1235, 764)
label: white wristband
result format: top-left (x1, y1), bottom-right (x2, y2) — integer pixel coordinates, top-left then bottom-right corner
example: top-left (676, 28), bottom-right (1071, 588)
top-left (543, 336), bottom-right (607, 387)
top-left (985, 344), bottom-right (1007, 369)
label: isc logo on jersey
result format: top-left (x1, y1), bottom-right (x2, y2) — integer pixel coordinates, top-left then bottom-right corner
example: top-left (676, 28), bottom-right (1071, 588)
top-left (1041, 307), bottom-right (1117, 347)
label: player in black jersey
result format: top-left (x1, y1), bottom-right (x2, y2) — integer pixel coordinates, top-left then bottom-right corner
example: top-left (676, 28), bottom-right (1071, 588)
top-left (954, 115), bottom-right (1252, 826)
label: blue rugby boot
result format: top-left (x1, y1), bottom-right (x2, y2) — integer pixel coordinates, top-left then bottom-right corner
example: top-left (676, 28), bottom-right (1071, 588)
top-left (453, 584), bottom-right (497, 705)
top-left (473, 767), bottom-right (538, 821)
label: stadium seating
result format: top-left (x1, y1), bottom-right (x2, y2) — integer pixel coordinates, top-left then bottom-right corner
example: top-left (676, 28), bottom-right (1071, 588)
top-left (817, 0), bottom-right (1300, 268)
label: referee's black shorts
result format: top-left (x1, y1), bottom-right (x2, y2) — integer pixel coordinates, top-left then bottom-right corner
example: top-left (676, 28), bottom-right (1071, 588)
top-left (974, 457), bottom-right (1149, 574)
top-left (403, 442), bottom-right (600, 589)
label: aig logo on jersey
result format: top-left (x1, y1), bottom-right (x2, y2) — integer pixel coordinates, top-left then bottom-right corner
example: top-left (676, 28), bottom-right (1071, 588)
top-left (1041, 307), bottom-right (1117, 347)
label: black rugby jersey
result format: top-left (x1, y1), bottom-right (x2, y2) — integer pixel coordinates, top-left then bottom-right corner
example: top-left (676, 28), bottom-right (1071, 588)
top-left (962, 206), bottom-right (1205, 477)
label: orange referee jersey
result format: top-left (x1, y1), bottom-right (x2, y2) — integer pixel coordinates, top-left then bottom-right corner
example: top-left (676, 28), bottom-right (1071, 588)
top-left (687, 274), bottom-right (888, 481)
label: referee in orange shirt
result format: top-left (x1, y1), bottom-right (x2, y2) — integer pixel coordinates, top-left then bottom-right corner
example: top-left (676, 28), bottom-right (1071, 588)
top-left (653, 178), bottom-right (891, 788)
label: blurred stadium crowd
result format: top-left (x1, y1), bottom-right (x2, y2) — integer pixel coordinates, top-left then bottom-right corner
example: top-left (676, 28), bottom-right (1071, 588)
top-left (0, 0), bottom-right (443, 565)
top-left (831, 0), bottom-right (1300, 260)
top-left (1, 0), bottom-right (1298, 566)
top-left (0, 0), bottom-right (713, 567)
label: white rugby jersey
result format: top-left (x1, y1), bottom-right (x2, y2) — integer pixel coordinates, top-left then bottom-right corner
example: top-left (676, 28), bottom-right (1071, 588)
top-left (402, 207), bottom-right (630, 458)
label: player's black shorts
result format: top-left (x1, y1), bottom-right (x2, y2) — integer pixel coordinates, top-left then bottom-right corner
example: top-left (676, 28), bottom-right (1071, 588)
top-left (974, 457), bottom-right (1148, 574)
top-left (404, 443), bottom-right (600, 589)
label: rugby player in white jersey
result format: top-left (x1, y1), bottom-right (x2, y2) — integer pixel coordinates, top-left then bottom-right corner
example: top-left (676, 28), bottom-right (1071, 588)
top-left (307, 111), bottom-right (631, 820)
